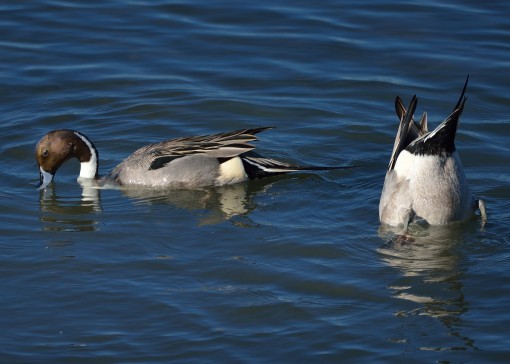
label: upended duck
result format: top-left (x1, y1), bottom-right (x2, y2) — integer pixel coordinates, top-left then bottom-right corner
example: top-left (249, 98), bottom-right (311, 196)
top-left (36, 126), bottom-right (349, 190)
top-left (379, 76), bottom-right (487, 230)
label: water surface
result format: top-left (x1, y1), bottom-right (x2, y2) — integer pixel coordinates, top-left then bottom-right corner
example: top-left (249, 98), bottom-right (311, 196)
top-left (1, 1), bottom-right (509, 362)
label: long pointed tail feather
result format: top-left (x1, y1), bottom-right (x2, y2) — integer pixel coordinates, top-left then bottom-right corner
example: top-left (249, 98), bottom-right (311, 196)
top-left (388, 95), bottom-right (418, 171)
top-left (240, 152), bottom-right (354, 179)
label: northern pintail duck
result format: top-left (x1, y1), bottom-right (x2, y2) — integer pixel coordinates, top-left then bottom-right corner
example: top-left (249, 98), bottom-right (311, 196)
top-left (36, 127), bottom-right (348, 189)
top-left (379, 77), bottom-right (487, 230)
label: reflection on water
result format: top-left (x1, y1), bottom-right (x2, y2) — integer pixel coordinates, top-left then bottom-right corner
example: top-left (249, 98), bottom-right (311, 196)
top-left (39, 183), bottom-right (101, 232)
top-left (378, 224), bottom-right (479, 351)
top-left (40, 177), bottom-right (277, 230)
top-left (121, 179), bottom-right (273, 225)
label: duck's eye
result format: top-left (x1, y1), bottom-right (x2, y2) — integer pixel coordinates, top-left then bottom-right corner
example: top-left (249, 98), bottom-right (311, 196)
top-left (42, 149), bottom-right (49, 157)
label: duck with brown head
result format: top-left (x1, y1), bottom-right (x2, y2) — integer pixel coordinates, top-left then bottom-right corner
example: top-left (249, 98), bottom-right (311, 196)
top-left (35, 127), bottom-right (350, 190)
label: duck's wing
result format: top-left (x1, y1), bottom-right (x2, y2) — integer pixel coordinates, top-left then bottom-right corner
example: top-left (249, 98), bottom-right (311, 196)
top-left (137, 127), bottom-right (274, 170)
top-left (387, 95), bottom-right (418, 171)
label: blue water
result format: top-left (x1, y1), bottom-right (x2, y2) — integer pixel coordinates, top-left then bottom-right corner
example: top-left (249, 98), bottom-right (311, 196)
top-left (1, 1), bottom-right (509, 362)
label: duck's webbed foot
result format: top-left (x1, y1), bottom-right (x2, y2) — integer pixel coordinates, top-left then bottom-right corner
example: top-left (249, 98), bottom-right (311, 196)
top-left (478, 199), bottom-right (487, 227)
top-left (402, 209), bottom-right (415, 233)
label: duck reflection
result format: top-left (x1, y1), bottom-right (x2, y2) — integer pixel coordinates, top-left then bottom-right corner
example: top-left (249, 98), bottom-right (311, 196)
top-left (39, 182), bottom-right (102, 232)
top-left (39, 177), bottom-right (277, 230)
top-left (378, 223), bottom-right (479, 351)
top-left (119, 180), bottom-right (270, 225)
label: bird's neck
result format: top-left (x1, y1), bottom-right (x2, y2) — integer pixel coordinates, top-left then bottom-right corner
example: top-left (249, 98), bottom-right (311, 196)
top-left (73, 131), bottom-right (99, 179)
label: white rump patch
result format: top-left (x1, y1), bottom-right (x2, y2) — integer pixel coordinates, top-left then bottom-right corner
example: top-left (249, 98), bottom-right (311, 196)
top-left (217, 157), bottom-right (248, 185)
top-left (393, 150), bottom-right (415, 177)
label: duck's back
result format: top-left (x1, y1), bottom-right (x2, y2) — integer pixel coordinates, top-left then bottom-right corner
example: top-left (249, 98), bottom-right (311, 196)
top-left (380, 150), bottom-right (474, 226)
top-left (407, 152), bottom-right (473, 224)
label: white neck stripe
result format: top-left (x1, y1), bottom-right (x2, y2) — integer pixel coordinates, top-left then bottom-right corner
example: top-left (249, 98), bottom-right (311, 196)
top-left (74, 131), bottom-right (98, 179)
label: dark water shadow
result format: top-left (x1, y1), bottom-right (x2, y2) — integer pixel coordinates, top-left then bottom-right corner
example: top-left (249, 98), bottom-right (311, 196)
top-left (378, 222), bottom-right (481, 352)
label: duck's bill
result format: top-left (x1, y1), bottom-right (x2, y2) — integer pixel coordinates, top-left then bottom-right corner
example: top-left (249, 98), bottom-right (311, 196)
top-left (38, 168), bottom-right (54, 190)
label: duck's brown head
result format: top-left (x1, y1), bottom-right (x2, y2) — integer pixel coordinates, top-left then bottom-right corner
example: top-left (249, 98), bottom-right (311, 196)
top-left (35, 130), bottom-right (98, 189)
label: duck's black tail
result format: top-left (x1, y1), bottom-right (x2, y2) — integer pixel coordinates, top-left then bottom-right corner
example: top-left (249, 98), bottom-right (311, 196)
top-left (240, 151), bottom-right (353, 179)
